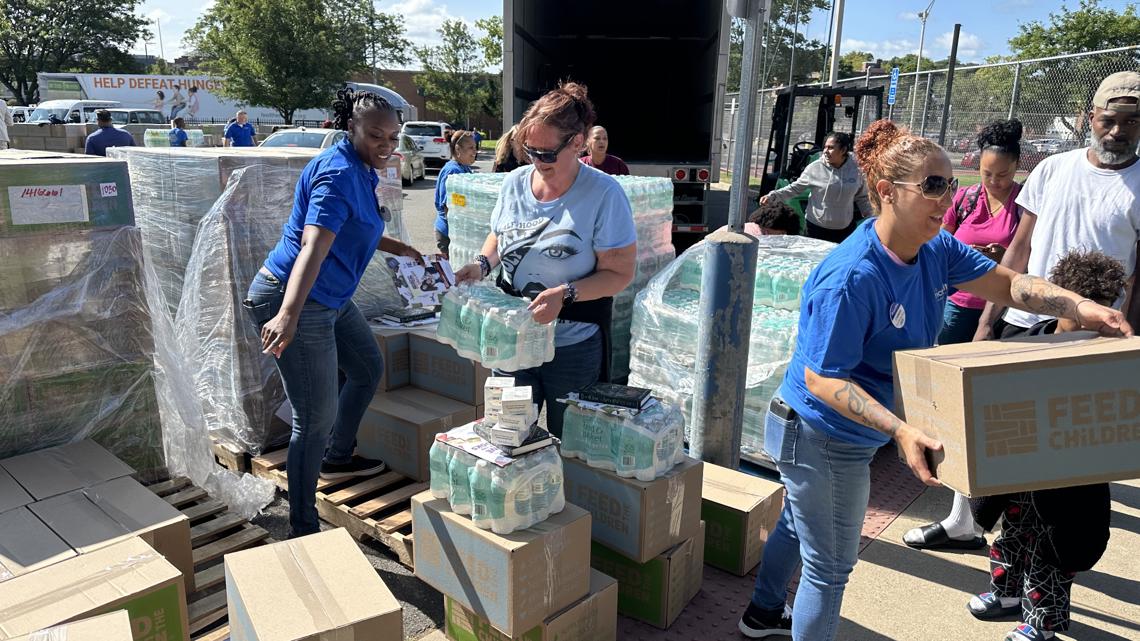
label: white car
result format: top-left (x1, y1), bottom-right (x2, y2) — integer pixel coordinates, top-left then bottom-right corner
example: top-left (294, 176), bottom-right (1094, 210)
top-left (9, 106), bottom-right (35, 123)
top-left (259, 127), bottom-right (347, 149)
top-left (393, 134), bottom-right (427, 186)
top-left (401, 121), bottom-right (451, 168)
top-left (27, 99), bottom-right (120, 124)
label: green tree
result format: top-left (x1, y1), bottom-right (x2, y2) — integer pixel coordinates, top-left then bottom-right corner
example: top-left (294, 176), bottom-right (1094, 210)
top-left (885, 53), bottom-right (941, 74)
top-left (727, 0), bottom-right (831, 92)
top-left (475, 16), bottom-right (504, 68)
top-left (838, 51), bottom-right (875, 77)
top-left (1007, 0), bottom-right (1140, 138)
top-left (0, 0), bottom-right (149, 104)
top-left (339, 1), bottom-right (411, 84)
top-left (186, 0), bottom-right (367, 123)
top-left (415, 19), bottom-right (487, 127)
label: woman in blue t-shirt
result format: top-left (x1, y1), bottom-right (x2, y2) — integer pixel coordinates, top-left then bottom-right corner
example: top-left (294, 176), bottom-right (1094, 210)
top-left (244, 88), bottom-right (422, 538)
top-left (433, 130), bottom-right (478, 256)
top-left (455, 82), bottom-right (637, 437)
top-left (737, 120), bottom-right (1131, 641)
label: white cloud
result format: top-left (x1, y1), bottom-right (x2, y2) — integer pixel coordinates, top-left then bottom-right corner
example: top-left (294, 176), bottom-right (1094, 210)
top-left (897, 11), bottom-right (919, 21)
top-left (382, 0), bottom-right (466, 46)
top-left (842, 38), bottom-right (920, 59)
top-left (935, 31), bottom-right (984, 60)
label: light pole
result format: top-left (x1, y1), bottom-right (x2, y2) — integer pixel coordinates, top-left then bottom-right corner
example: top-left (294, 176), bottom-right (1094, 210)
top-left (908, 0), bottom-right (935, 128)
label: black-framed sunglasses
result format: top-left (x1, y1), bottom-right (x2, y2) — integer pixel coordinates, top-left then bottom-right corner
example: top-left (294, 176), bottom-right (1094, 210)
top-left (523, 133), bottom-right (576, 164)
top-left (892, 175), bottom-right (959, 200)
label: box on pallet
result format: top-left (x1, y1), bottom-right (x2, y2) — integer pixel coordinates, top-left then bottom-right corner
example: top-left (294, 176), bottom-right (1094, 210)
top-left (894, 333), bottom-right (1140, 496)
top-left (701, 464), bottom-right (783, 575)
top-left (590, 522), bottom-right (705, 629)
top-left (225, 528), bottom-right (403, 641)
top-left (372, 326), bottom-right (411, 391)
top-left (445, 569), bottom-right (618, 641)
top-left (409, 332), bottom-right (491, 406)
top-left (357, 388), bottom-right (477, 481)
top-left (9, 611), bottom-right (134, 641)
top-left (412, 493), bottom-right (592, 637)
top-left (0, 153), bottom-right (134, 236)
top-left (0, 537), bottom-right (190, 641)
top-left (563, 456), bottom-right (703, 563)
top-left (29, 477), bottom-right (194, 593)
top-left (0, 440), bottom-right (134, 500)
top-left (0, 467), bottom-right (31, 514)
top-left (0, 507), bottom-right (75, 580)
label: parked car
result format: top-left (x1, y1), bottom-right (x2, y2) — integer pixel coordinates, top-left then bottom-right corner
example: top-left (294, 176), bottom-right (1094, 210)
top-left (401, 121), bottom-right (451, 168)
top-left (9, 106), bottom-right (35, 123)
top-left (101, 109), bottom-right (167, 125)
top-left (259, 127), bottom-right (347, 149)
top-left (960, 148), bottom-right (1048, 172)
top-left (26, 99), bottom-right (120, 123)
top-left (1029, 138), bottom-right (1063, 154)
top-left (392, 134), bottom-right (426, 186)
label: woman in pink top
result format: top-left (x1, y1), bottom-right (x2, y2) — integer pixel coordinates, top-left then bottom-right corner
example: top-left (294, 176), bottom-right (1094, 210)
top-left (905, 118), bottom-right (1024, 552)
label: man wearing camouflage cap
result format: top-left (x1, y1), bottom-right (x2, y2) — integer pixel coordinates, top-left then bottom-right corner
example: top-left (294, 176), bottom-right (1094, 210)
top-left (975, 70), bottom-right (1140, 341)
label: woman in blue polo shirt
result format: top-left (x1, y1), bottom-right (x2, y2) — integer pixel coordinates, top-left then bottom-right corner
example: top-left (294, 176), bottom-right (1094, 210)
top-left (245, 88), bottom-right (422, 538)
top-left (736, 120), bottom-right (1131, 641)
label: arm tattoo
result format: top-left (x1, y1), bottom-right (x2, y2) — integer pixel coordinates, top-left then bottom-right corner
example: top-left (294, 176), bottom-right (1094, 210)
top-left (1011, 274), bottom-right (1073, 317)
top-left (834, 380), bottom-right (902, 437)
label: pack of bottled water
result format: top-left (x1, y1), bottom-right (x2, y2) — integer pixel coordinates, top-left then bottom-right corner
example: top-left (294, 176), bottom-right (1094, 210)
top-left (444, 173), bottom-right (676, 379)
top-left (627, 236), bottom-right (835, 459)
top-left (560, 400), bottom-right (685, 481)
top-left (143, 129), bottom-right (205, 147)
top-left (428, 426), bottom-right (566, 535)
top-left (436, 282), bottom-right (556, 371)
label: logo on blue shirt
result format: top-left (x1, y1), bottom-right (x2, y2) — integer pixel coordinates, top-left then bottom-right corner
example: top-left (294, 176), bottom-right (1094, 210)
top-left (889, 302), bottom-right (907, 329)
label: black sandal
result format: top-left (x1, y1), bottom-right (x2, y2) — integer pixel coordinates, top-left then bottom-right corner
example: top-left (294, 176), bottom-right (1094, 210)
top-left (967, 592), bottom-right (1021, 621)
top-left (903, 523), bottom-right (987, 550)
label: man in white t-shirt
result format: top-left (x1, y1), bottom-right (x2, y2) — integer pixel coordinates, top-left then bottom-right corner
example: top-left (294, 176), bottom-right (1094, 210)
top-left (976, 71), bottom-right (1140, 340)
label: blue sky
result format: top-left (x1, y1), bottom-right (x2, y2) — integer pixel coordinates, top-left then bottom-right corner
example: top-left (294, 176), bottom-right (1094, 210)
top-left (135, 0), bottom-right (1137, 66)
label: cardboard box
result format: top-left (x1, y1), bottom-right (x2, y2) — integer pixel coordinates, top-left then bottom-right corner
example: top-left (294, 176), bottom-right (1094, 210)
top-left (29, 477), bottom-right (194, 593)
top-left (894, 333), bottom-right (1140, 496)
top-left (9, 611), bottom-right (133, 641)
top-left (412, 493), bottom-right (592, 637)
top-left (563, 456), bottom-right (703, 563)
top-left (0, 154), bottom-right (134, 236)
top-left (0, 467), bottom-right (32, 514)
top-left (225, 528), bottom-right (402, 641)
top-left (0, 439), bottom-right (134, 500)
top-left (357, 388), bottom-right (477, 481)
top-left (0, 507), bottom-right (75, 581)
top-left (371, 325), bottom-right (411, 391)
top-left (701, 464), bottom-right (784, 575)
top-left (0, 536), bottom-right (189, 641)
top-left (444, 568), bottom-right (618, 641)
top-left (409, 332), bottom-right (491, 405)
top-left (590, 522), bottom-right (705, 629)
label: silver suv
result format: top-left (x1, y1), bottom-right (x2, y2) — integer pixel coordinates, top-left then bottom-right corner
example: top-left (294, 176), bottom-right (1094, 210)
top-left (401, 121), bottom-right (451, 168)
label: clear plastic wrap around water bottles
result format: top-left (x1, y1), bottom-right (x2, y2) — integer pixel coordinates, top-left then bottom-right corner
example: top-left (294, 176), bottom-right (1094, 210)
top-left (437, 282), bottom-right (555, 370)
top-left (143, 129), bottom-right (205, 147)
top-left (627, 236), bottom-right (836, 460)
top-left (560, 401), bottom-right (686, 481)
top-left (428, 437), bottom-right (566, 534)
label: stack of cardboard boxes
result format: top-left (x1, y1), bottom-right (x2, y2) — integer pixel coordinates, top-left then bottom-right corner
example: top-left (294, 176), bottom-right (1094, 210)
top-left (358, 326), bottom-right (491, 482)
top-left (0, 150), bottom-right (165, 475)
top-left (0, 440), bottom-right (191, 640)
top-left (5, 123), bottom-right (95, 154)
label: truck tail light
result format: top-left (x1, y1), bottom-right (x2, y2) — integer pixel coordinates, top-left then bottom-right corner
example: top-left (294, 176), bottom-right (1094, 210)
top-left (674, 168), bottom-right (688, 181)
top-left (696, 168), bottom-right (710, 182)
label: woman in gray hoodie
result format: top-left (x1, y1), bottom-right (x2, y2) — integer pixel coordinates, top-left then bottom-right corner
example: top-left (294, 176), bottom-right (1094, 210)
top-left (760, 132), bottom-right (873, 242)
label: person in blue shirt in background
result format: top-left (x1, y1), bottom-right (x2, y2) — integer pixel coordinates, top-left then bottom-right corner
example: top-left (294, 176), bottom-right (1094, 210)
top-left (244, 88), bottom-right (422, 538)
top-left (168, 118), bottom-right (189, 147)
top-left (224, 110), bottom-right (257, 147)
top-left (85, 109), bottom-right (135, 156)
top-left (736, 119), bottom-right (1132, 641)
top-left (433, 130), bottom-right (477, 256)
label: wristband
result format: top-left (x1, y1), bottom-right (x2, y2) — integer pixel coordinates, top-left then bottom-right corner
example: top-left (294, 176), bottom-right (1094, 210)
top-left (1075, 298), bottom-right (1096, 324)
top-left (477, 254), bottom-right (491, 279)
top-left (562, 282), bottom-right (578, 305)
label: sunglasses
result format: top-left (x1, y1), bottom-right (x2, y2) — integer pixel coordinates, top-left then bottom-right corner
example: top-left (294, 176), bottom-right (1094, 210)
top-left (523, 133), bottom-right (576, 164)
top-left (892, 176), bottom-right (959, 200)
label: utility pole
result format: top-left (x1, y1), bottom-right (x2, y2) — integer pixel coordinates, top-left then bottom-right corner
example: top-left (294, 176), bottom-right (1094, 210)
top-left (156, 17), bottom-right (166, 63)
top-left (908, 0), bottom-right (935, 129)
top-left (787, 0), bottom-right (801, 88)
top-left (827, 0), bottom-right (846, 85)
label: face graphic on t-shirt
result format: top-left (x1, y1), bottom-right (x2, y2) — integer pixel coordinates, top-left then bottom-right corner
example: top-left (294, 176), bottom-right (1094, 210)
top-left (498, 214), bottom-right (588, 299)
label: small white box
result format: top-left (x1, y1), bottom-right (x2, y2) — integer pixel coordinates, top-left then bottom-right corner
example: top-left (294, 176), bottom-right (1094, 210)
top-left (484, 377), bottom-right (515, 400)
top-left (500, 387), bottom-right (533, 416)
top-left (497, 403), bottom-right (538, 430)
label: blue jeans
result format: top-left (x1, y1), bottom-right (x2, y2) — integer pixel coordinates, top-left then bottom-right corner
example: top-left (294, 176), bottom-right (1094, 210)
top-left (245, 271), bottom-right (382, 536)
top-left (496, 330), bottom-right (603, 439)
top-left (938, 301), bottom-right (983, 346)
top-left (752, 409), bottom-right (878, 641)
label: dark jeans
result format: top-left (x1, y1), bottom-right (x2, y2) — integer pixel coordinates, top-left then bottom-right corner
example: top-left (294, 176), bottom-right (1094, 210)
top-left (939, 301), bottom-right (984, 345)
top-left (245, 271), bottom-right (382, 536)
top-left (806, 217), bottom-right (860, 243)
top-left (495, 330), bottom-right (603, 438)
top-left (435, 230), bottom-right (450, 257)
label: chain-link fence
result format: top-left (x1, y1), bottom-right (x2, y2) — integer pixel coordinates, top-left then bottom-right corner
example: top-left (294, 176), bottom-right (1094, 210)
top-left (723, 45), bottom-right (1140, 179)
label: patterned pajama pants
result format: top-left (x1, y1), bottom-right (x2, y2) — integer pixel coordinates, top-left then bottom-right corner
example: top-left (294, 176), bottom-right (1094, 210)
top-left (989, 493), bottom-right (1076, 632)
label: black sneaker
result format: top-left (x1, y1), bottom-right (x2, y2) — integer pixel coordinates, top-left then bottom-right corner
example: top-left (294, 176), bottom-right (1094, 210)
top-left (320, 456), bottom-right (386, 480)
top-left (738, 601), bottom-right (793, 638)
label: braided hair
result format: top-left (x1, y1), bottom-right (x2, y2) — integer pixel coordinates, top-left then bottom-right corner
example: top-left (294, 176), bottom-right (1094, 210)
top-left (331, 87), bottom-right (394, 131)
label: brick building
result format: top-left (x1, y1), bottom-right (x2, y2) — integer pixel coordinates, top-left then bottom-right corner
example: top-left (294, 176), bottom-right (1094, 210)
top-left (350, 70), bottom-right (503, 137)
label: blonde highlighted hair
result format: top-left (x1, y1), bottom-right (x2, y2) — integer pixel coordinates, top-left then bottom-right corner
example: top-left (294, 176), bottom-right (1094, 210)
top-left (513, 81), bottom-right (596, 158)
top-left (854, 119), bottom-right (944, 212)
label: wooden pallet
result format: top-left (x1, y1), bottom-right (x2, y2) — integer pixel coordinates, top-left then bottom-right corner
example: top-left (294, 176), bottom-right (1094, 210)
top-left (147, 477), bottom-right (272, 641)
top-left (250, 448), bottom-right (426, 568)
top-left (210, 437), bottom-right (250, 475)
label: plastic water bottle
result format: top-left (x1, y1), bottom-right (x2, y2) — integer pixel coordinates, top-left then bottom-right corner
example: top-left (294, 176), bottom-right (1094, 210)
top-left (489, 466), bottom-right (512, 533)
top-left (561, 406), bottom-right (587, 460)
top-left (448, 451), bottom-right (473, 515)
top-left (544, 457), bottom-right (566, 514)
top-left (437, 288), bottom-right (464, 347)
top-left (468, 460), bottom-right (493, 527)
top-left (528, 461), bottom-right (550, 519)
top-left (585, 411), bottom-right (614, 470)
top-left (456, 297), bottom-right (483, 357)
top-left (428, 440), bottom-right (452, 498)
top-left (510, 459), bottom-right (533, 530)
